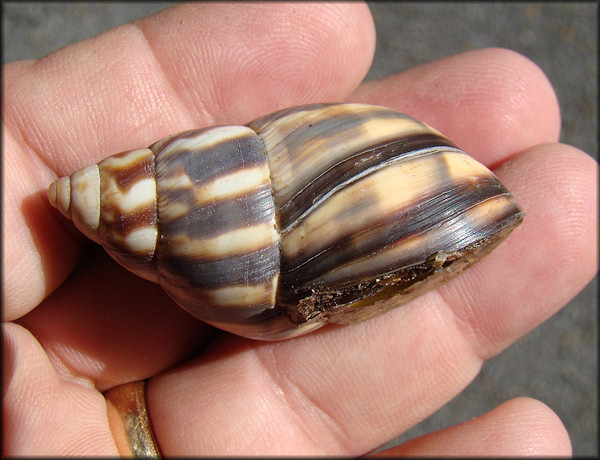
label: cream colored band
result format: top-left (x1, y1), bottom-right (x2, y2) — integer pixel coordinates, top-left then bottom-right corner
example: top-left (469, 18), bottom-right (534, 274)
top-left (105, 381), bottom-right (161, 458)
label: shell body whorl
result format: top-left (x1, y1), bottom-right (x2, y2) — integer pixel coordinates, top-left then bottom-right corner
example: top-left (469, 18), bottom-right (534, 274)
top-left (49, 103), bottom-right (524, 340)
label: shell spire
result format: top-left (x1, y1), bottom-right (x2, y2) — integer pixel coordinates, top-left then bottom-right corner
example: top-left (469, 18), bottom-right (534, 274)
top-left (48, 164), bottom-right (101, 244)
top-left (49, 148), bottom-right (159, 282)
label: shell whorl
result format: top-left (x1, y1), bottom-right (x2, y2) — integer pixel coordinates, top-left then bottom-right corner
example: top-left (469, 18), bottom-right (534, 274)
top-left (49, 147), bottom-right (158, 282)
top-left (48, 103), bottom-right (525, 340)
top-left (151, 126), bottom-right (281, 332)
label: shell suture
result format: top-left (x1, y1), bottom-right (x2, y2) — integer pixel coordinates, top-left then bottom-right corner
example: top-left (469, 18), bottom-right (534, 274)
top-left (48, 103), bottom-right (524, 340)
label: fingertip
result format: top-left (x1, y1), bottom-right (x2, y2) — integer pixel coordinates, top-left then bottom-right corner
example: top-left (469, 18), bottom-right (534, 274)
top-left (463, 47), bottom-right (562, 162)
top-left (496, 143), bottom-right (597, 282)
top-left (373, 397), bottom-right (571, 457)
top-left (490, 397), bottom-right (573, 456)
top-left (353, 47), bottom-right (562, 165)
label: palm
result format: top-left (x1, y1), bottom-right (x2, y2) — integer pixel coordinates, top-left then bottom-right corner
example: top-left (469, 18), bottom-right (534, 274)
top-left (3, 3), bottom-right (595, 456)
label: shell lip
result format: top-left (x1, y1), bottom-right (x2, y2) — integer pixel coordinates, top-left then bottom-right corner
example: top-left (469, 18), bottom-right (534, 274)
top-left (276, 208), bottom-right (525, 329)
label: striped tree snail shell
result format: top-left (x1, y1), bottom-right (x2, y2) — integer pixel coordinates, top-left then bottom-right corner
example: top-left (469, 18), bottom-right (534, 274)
top-left (48, 103), bottom-right (524, 340)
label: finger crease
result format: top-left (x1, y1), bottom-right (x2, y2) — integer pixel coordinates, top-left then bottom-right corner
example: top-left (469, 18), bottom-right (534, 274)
top-left (5, 114), bottom-right (61, 181)
top-left (253, 347), bottom-right (353, 454)
top-left (132, 22), bottom-right (217, 126)
top-left (435, 285), bottom-right (489, 363)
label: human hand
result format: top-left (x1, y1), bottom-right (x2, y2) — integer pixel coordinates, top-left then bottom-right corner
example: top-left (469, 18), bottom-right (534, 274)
top-left (3, 3), bottom-right (596, 456)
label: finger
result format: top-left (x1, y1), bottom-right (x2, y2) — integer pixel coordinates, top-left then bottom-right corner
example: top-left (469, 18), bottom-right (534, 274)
top-left (441, 142), bottom-right (597, 358)
top-left (2, 322), bottom-right (117, 455)
top-left (372, 397), bottom-right (571, 456)
top-left (145, 144), bottom-right (596, 455)
top-left (16, 247), bottom-right (210, 391)
top-left (352, 47), bottom-right (561, 166)
top-left (6, 3), bottom-right (375, 173)
top-left (3, 2), bottom-right (375, 320)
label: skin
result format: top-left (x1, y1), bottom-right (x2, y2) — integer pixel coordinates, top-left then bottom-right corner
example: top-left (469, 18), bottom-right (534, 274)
top-left (2, 2), bottom-right (596, 456)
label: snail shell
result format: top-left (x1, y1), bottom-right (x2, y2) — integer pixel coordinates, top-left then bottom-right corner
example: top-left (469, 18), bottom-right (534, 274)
top-left (48, 103), bottom-right (524, 340)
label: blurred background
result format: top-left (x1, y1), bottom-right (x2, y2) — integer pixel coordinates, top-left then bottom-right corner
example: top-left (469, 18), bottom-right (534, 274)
top-left (3, 2), bottom-right (597, 456)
